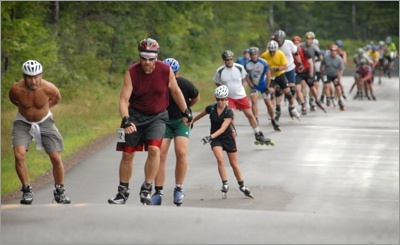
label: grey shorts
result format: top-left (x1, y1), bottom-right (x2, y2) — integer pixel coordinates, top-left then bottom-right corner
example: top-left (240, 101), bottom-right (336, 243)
top-left (125, 107), bottom-right (168, 148)
top-left (12, 116), bottom-right (64, 154)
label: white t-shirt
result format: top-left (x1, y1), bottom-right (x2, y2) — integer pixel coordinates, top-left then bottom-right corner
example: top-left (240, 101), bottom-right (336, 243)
top-left (279, 39), bottom-right (298, 72)
top-left (214, 64), bottom-right (247, 99)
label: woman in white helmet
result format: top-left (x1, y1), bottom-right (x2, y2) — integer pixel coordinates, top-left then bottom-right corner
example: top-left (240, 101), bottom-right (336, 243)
top-left (191, 85), bottom-right (254, 199)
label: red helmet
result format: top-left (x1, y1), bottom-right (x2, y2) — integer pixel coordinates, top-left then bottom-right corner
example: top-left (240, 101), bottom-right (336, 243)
top-left (292, 36), bottom-right (302, 43)
top-left (138, 38), bottom-right (160, 53)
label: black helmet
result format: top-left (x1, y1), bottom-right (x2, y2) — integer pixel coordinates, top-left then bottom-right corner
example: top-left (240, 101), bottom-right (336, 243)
top-left (221, 50), bottom-right (234, 59)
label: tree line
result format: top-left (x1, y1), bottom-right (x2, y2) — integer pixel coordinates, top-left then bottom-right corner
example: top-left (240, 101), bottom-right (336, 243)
top-left (1, 1), bottom-right (398, 108)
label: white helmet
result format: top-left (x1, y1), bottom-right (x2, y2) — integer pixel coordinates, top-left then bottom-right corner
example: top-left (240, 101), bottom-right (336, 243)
top-left (214, 85), bottom-right (229, 99)
top-left (313, 39), bottom-right (319, 46)
top-left (267, 40), bottom-right (279, 52)
top-left (22, 60), bottom-right (43, 76)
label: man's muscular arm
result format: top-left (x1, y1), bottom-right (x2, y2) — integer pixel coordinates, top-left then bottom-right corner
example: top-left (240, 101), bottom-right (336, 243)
top-left (46, 81), bottom-right (61, 108)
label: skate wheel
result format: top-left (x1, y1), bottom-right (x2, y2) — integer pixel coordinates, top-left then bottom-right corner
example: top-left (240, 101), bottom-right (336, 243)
top-left (269, 141), bottom-right (275, 146)
top-left (248, 194), bottom-right (255, 199)
top-left (254, 141), bottom-right (260, 145)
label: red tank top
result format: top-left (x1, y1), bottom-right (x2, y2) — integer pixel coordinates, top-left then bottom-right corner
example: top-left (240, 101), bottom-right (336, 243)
top-left (293, 47), bottom-right (310, 73)
top-left (128, 61), bottom-right (170, 114)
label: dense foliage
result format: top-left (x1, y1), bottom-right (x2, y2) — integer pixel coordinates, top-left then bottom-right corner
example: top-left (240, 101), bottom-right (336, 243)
top-left (2, 2), bottom-right (398, 107)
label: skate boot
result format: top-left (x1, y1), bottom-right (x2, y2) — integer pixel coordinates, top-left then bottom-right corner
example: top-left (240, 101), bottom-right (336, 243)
top-left (139, 182), bottom-right (152, 205)
top-left (342, 92), bottom-right (347, 100)
top-left (53, 185), bottom-right (71, 204)
top-left (288, 105), bottom-right (301, 121)
top-left (330, 97), bottom-right (336, 108)
top-left (254, 131), bottom-right (274, 146)
top-left (221, 183), bottom-right (229, 199)
top-left (239, 186), bottom-right (254, 199)
top-left (271, 118), bottom-right (281, 132)
top-left (379, 78), bottom-right (382, 84)
top-left (274, 109), bottom-right (281, 122)
top-left (173, 187), bottom-right (185, 206)
top-left (388, 70), bottom-right (391, 78)
top-left (309, 98), bottom-right (316, 111)
top-left (301, 104), bottom-right (307, 115)
top-left (315, 100), bottom-right (327, 113)
top-left (326, 98), bottom-right (331, 106)
top-left (339, 100), bottom-right (346, 111)
top-left (150, 190), bottom-right (163, 205)
top-left (365, 94), bottom-right (371, 100)
top-left (372, 95), bottom-right (376, 101)
top-left (108, 185), bottom-right (130, 204)
top-left (319, 95), bottom-right (325, 104)
top-left (20, 185), bottom-right (34, 205)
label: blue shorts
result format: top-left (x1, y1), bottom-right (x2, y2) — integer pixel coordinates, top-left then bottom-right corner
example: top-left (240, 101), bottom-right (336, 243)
top-left (285, 69), bottom-right (296, 84)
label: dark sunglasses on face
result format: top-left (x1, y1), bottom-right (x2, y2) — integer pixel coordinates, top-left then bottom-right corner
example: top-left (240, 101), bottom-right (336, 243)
top-left (225, 58), bottom-right (233, 61)
top-left (216, 98), bottom-right (226, 101)
top-left (141, 56), bottom-right (156, 61)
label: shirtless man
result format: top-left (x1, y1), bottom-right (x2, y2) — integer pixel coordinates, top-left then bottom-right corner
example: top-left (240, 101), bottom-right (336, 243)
top-left (8, 60), bottom-right (71, 204)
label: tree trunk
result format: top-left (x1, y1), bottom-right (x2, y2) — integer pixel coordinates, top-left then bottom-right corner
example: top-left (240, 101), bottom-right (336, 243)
top-left (352, 1), bottom-right (356, 39)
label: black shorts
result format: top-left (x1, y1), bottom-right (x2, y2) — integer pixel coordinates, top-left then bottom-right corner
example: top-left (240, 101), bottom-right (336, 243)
top-left (210, 133), bottom-right (237, 153)
top-left (270, 74), bottom-right (289, 90)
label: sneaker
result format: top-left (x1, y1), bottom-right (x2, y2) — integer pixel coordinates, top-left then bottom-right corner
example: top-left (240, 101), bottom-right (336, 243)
top-left (139, 183), bottom-right (152, 205)
top-left (53, 185), bottom-right (71, 204)
top-left (221, 183), bottom-right (229, 193)
top-left (173, 187), bottom-right (185, 206)
top-left (20, 185), bottom-right (34, 205)
top-left (108, 185), bottom-right (130, 204)
top-left (150, 191), bottom-right (163, 205)
top-left (239, 186), bottom-right (254, 198)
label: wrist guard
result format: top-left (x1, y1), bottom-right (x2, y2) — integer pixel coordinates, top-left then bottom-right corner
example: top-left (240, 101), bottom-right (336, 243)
top-left (121, 116), bottom-right (133, 128)
top-left (182, 108), bottom-right (193, 122)
top-left (273, 67), bottom-right (279, 72)
top-left (202, 135), bottom-right (212, 144)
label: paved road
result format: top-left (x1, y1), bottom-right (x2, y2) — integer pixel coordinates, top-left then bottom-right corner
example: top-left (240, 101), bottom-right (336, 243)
top-left (2, 76), bottom-right (399, 244)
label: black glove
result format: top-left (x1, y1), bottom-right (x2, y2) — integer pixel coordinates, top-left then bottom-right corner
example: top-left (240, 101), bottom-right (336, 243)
top-left (250, 87), bottom-right (257, 94)
top-left (298, 63), bottom-right (304, 72)
top-left (182, 108), bottom-right (193, 122)
top-left (121, 116), bottom-right (133, 128)
top-left (201, 135), bottom-right (212, 145)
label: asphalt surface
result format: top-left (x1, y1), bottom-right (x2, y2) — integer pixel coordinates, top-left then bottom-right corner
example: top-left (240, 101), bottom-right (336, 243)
top-left (1, 75), bottom-right (399, 244)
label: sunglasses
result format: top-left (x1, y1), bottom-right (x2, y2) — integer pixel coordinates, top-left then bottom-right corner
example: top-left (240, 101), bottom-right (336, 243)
top-left (140, 56), bottom-right (156, 61)
top-left (225, 58), bottom-right (233, 61)
top-left (216, 98), bottom-right (226, 101)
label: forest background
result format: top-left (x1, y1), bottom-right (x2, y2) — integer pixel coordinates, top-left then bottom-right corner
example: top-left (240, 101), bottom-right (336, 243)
top-left (1, 1), bottom-right (399, 196)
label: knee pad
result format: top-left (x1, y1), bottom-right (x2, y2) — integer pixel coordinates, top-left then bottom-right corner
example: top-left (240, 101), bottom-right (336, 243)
top-left (275, 87), bottom-right (282, 97)
top-left (285, 91), bottom-right (293, 101)
top-left (290, 86), bottom-right (296, 96)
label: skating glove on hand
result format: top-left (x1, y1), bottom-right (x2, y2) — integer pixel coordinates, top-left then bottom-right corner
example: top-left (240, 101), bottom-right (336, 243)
top-left (201, 135), bottom-right (212, 145)
top-left (121, 116), bottom-right (133, 128)
top-left (250, 87), bottom-right (257, 94)
top-left (182, 108), bottom-right (193, 122)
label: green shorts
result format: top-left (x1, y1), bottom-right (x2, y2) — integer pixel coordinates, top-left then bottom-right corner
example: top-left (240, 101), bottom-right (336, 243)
top-left (164, 118), bottom-right (190, 139)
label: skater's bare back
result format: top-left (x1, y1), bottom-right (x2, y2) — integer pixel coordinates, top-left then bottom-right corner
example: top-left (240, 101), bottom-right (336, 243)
top-left (9, 78), bottom-right (61, 122)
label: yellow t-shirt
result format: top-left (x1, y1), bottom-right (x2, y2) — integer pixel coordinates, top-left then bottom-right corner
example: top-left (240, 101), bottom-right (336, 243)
top-left (368, 50), bottom-right (379, 62)
top-left (260, 50), bottom-right (287, 77)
